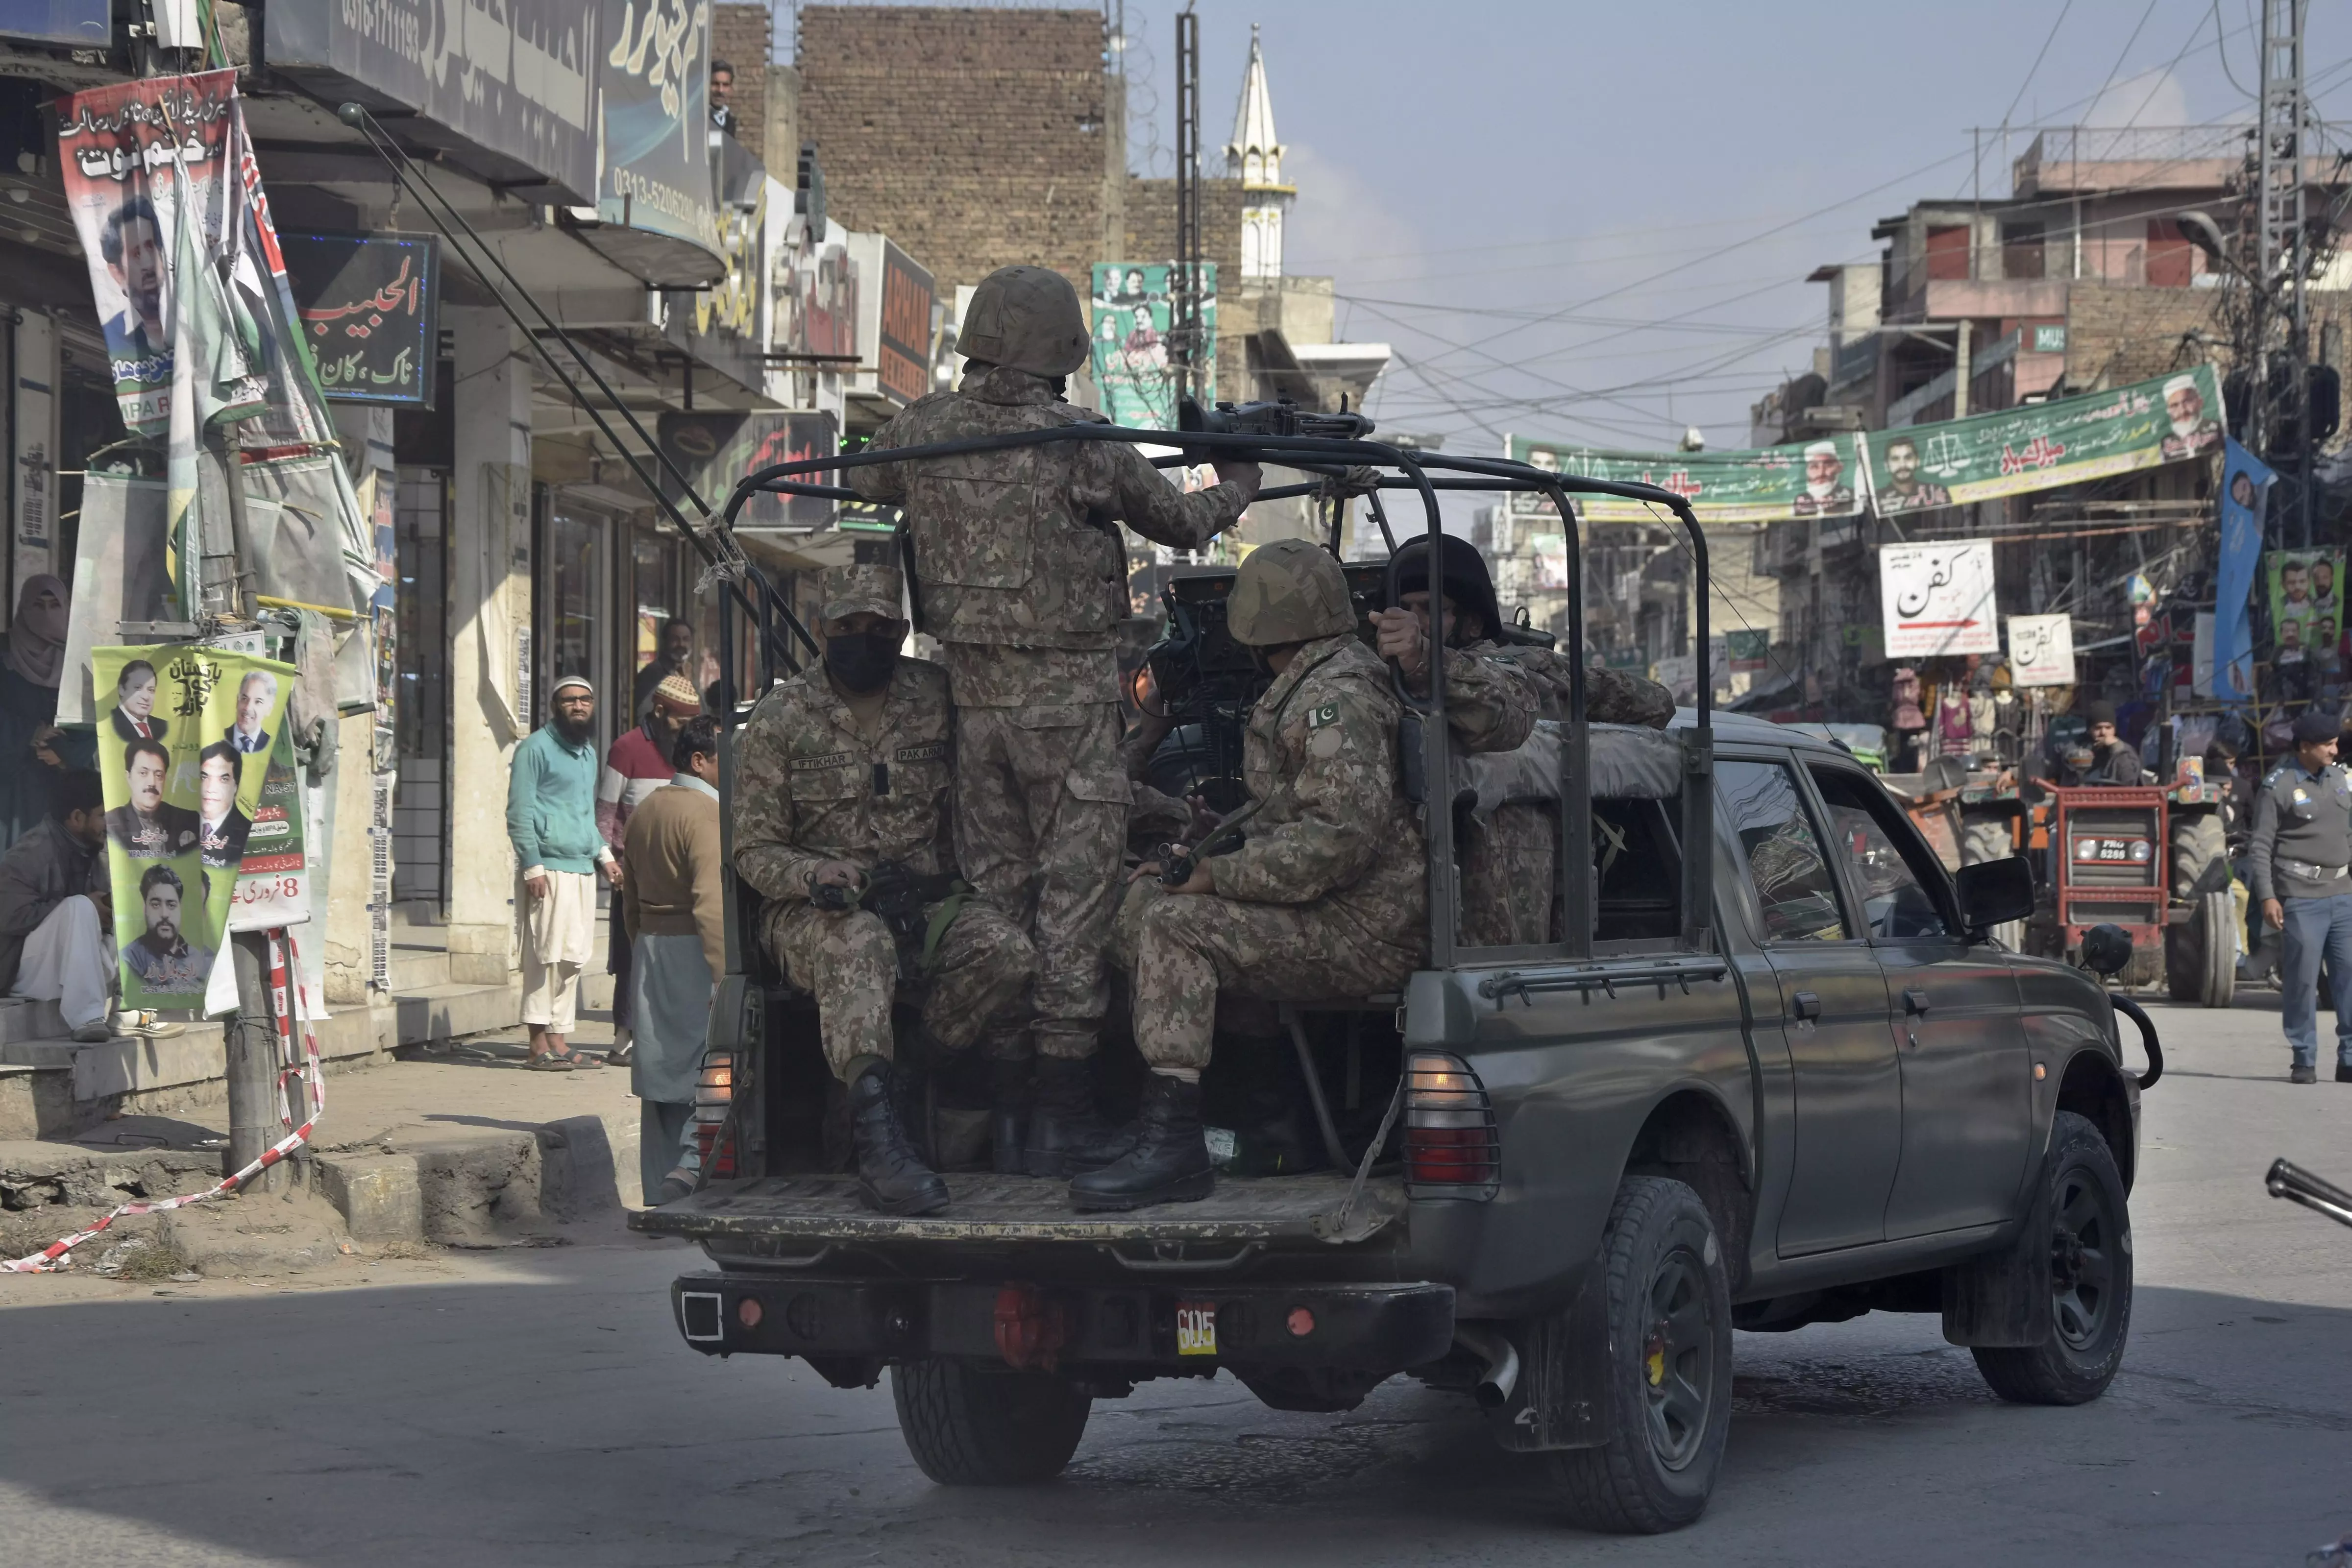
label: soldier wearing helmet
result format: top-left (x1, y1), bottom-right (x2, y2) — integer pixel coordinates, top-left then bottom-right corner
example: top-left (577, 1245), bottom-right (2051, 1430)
top-left (729, 564), bottom-right (1035, 1214)
top-left (1073, 541), bottom-right (1424, 1209)
top-left (845, 265), bottom-right (1263, 1179)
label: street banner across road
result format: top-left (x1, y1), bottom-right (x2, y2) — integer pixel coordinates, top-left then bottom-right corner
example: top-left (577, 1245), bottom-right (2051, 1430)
top-left (1881, 540), bottom-right (1998, 658)
top-left (1506, 433), bottom-right (1870, 525)
top-left (92, 645), bottom-right (296, 1012)
top-left (1860, 364), bottom-right (2227, 510)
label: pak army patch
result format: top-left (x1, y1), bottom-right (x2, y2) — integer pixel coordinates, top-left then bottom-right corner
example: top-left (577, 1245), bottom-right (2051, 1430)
top-left (1306, 702), bottom-right (1341, 729)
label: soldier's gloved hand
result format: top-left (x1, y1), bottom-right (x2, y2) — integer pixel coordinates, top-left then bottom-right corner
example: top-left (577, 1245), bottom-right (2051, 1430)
top-left (1216, 458), bottom-right (1263, 498)
top-left (810, 862), bottom-right (863, 907)
top-left (1370, 606), bottom-right (1430, 681)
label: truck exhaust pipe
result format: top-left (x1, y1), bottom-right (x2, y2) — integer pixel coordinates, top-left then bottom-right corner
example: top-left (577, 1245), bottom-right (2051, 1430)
top-left (1455, 1325), bottom-right (1520, 1409)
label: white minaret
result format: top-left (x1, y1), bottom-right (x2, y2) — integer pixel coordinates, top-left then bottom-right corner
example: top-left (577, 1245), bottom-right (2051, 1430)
top-left (1224, 24), bottom-right (1292, 281)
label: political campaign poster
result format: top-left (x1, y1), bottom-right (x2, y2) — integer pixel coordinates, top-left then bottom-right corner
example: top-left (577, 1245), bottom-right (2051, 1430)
top-left (1507, 432), bottom-right (1870, 526)
top-left (2005, 612), bottom-right (2076, 687)
top-left (1090, 263), bottom-right (1217, 430)
top-left (92, 645), bottom-right (295, 1011)
top-left (2267, 548), bottom-right (2345, 673)
top-left (1880, 539), bottom-right (1998, 658)
top-left (1726, 628), bottom-right (1771, 674)
top-left (1858, 364), bottom-right (2228, 510)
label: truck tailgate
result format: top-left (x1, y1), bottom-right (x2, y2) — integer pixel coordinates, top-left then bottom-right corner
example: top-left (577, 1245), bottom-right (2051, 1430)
top-left (629, 1171), bottom-right (1404, 1246)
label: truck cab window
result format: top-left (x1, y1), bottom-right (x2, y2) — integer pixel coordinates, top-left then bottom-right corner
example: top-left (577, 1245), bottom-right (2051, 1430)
top-left (1809, 768), bottom-right (1956, 940)
top-left (1717, 758), bottom-right (1848, 943)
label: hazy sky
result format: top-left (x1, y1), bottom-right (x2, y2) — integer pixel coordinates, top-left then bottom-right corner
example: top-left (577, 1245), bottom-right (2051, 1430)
top-left (1100, 0), bottom-right (2350, 459)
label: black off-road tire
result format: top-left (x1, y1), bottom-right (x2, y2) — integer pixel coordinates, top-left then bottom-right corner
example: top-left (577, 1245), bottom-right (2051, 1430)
top-left (890, 1357), bottom-right (1092, 1484)
top-left (1552, 1176), bottom-right (1733, 1534)
top-left (1971, 1110), bottom-right (2133, 1405)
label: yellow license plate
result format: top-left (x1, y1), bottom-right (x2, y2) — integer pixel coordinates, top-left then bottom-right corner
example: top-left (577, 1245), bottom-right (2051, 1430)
top-left (1175, 1302), bottom-right (1217, 1356)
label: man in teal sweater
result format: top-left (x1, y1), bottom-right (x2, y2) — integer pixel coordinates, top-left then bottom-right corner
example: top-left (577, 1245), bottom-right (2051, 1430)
top-left (508, 676), bottom-right (623, 1069)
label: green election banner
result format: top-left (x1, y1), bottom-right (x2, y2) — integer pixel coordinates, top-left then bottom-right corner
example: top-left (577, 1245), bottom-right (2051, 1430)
top-left (1506, 433), bottom-right (1870, 525)
top-left (1090, 263), bottom-right (1216, 431)
top-left (93, 645), bottom-right (295, 1011)
top-left (1861, 363), bottom-right (2226, 511)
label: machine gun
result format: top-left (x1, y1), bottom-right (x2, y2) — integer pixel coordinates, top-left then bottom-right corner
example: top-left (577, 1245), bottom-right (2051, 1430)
top-left (1177, 396), bottom-right (1377, 444)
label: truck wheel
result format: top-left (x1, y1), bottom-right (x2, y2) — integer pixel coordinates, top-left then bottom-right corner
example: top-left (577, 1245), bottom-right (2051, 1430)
top-left (2198, 890), bottom-right (2236, 1009)
top-left (1971, 1111), bottom-right (2132, 1406)
top-left (1552, 1176), bottom-right (1732, 1534)
top-left (2163, 912), bottom-right (2201, 1003)
top-left (890, 1357), bottom-right (1092, 1484)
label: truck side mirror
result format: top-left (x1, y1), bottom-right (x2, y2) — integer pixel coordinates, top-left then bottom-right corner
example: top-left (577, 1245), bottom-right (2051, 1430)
top-left (1954, 854), bottom-right (2034, 931)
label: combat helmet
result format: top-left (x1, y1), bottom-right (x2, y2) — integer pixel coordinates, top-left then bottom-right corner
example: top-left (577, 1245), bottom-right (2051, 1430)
top-left (1227, 539), bottom-right (1356, 647)
top-left (958, 265), bottom-right (1089, 378)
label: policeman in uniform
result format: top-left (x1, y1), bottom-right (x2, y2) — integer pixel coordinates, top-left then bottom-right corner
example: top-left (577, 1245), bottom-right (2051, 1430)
top-left (847, 265), bottom-right (1261, 1176)
top-left (2248, 709), bottom-right (2352, 1084)
top-left (1081, 541), bottom-right (1425, 1209)
top-left (732, 564), bottom-right (1035, 1213)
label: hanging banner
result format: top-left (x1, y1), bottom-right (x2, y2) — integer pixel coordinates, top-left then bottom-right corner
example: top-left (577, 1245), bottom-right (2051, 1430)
top-left (2214, 438), bottom-right (2275, 700)
top-left (1880, 539), bottom-right (1998, 658)
top-left (1726, 628), bottom-right (1770, 674)
top-left (225, 725), bottom-right (312, 932)
top-left (1090, 262), bottom-right (1218, 431)
top-left (2005, 612), bottom-right (2076, 687)
top-left (2266, 547), bottom-right (2344, 674)
top-left (1506, 432), bottom-right (1870, 525)
top-left (597, 0), bottom-right (721, 258)
top-left (1860, 363), bottom-right (2227, 509)
top-left (92, 645), bottom-right (297, 1011)
top-left (279, 232), bottom-right (441, 405)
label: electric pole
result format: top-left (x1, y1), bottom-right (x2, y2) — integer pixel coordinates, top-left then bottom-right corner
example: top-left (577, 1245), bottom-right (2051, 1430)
top-left (1170, 8), bottom-right (1201, 413)
top-left (2255, 0), bottom-right (2312, 539)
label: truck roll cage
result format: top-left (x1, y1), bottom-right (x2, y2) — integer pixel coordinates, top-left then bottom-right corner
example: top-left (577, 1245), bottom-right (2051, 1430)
top-left (713, 426), bottom-right (1715, 970)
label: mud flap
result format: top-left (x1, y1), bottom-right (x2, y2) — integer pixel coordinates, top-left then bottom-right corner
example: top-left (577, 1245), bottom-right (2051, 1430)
top-left (1940, 1143), bottom-right (2057, 1348)
top-left (1487, 1262), bottom-right (1613, 1452)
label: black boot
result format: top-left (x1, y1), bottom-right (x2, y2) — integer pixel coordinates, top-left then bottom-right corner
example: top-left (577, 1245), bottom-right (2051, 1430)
top-left (990, 1057), bottom-right (1032, 1175)
top-left (1069, 1073), bottom-right (1214, 1210)
top-left (1023, 1055), bottom-right (1134, 1177)
top-left (848, 1061), bottom-right (950, 1215)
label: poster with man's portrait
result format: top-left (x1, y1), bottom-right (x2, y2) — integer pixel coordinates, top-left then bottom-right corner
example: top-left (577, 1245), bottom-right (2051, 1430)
top-left (2267, 549), bottom-right (2344, 671)
top-left (91, 644), bottom-right (295, 1010)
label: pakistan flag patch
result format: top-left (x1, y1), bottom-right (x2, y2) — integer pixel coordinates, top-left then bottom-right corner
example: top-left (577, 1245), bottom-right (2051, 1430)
top-left (1306, 701), bottom-right (1341, 729)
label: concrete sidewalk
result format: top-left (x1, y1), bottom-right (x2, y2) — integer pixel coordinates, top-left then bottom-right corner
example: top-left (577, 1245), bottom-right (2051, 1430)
top-left (0, 960), bottom-right (656, 1273)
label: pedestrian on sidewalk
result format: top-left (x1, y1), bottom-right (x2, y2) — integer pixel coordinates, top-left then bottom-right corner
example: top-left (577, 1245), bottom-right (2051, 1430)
top-left (622, 715), bottom-right (725, 1203)
top-left (0, 769), bottom-right (115, 1040)
top-left (597, 672), bottom-right (701, 1066)
top-left (2250, 708), bottom-right (2352, 1084)
top-left (508, 675), bottom-right (622, 1071)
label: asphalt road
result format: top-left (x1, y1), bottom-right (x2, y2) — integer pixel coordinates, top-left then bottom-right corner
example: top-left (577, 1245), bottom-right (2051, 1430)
top-left (4, 994), bottom-right (2349, 1568)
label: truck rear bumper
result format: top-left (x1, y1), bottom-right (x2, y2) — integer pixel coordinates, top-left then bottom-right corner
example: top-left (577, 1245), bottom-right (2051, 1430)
top-left (668, 1272), bottom-right (1456, 1376)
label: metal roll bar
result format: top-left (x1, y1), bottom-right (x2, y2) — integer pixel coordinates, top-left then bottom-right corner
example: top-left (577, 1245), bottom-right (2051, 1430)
top-left (725, 428), bottom-right (1715, 965)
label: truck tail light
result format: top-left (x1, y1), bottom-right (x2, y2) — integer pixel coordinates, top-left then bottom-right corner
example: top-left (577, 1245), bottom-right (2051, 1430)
top-left (1404, 1051), bottom-right (1499, 1196)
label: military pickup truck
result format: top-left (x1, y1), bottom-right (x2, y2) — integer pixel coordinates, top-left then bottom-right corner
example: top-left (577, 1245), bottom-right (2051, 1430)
top-left (631, 426), bottom-right (2162, 1535)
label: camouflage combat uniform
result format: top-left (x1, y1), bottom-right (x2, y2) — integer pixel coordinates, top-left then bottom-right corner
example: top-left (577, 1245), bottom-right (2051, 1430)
top-left (848, 363), bottom-right (1250, 1061)
top-left (1456, 640), bottom-right (1672, 947)
top-left (1117, 635), bottom-right (1424, 1072)
top-left (733, 654), bottom-right (1032, 1080)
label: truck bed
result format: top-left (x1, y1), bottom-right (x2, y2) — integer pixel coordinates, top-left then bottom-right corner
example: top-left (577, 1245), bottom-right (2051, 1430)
top-left (628, 1170), bottom-right (1406, 1246)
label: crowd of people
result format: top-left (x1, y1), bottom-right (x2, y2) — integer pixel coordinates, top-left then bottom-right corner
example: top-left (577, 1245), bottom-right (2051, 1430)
top-left (510, 265), bottom-right (1671, 1214)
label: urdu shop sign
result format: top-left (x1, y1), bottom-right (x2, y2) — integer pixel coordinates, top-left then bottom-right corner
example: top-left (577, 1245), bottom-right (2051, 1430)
top-left (279, 233), bottom-right (440, 406)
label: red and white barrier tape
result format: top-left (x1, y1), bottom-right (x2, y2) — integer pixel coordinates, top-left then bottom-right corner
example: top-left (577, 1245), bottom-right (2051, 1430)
top-left (3, 929), bottom-right (325, 1274)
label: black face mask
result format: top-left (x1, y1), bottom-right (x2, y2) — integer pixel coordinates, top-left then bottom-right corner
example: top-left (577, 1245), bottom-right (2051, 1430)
top-left (824, 631), bottom-right (899, 693)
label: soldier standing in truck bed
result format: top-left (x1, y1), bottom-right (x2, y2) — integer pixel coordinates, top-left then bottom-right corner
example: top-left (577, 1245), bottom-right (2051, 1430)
top-left (846, 266), bottom-right (1262, 1178)
top-left (732, 564), bottom-right (1035, 1215)
top-left (2248, 708), bottom-right (2352, 1086)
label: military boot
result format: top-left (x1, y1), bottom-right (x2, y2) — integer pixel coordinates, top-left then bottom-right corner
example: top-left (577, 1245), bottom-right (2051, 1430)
top-left (847, 1060), bottom-right (950, 1216)
top-left (1023, 1055), bottom-right (1135, 1176)
top-left (1068, 1073), bottom-right (1214, 1210)
top-left (990, 1056), bottom-right (1032, 1176)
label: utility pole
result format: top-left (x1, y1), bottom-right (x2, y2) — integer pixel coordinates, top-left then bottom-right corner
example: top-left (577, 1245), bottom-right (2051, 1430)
top-left (1170, 8), bottom-right (1201, 412)
top-left (2255, 0), bottom-right (2312, 540)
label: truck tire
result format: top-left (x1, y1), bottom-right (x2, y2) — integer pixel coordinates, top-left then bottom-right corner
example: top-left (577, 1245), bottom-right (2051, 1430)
top-left (1971, 1111), bottom-right (2132, 1406)
top-left (2164, 914), bottom-right (2201, 1003)
top-left (2198, 889), bottom-right (2236, 1009)
top-left (890, 1357), bottom-right (1092, 1485)
top-left (1552, 1176), bottom-right (1732, 1534)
